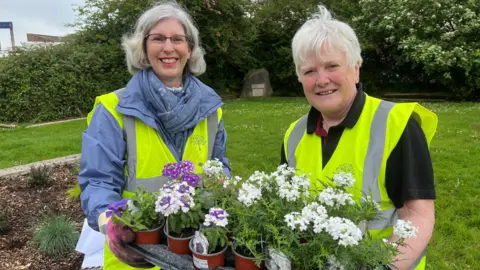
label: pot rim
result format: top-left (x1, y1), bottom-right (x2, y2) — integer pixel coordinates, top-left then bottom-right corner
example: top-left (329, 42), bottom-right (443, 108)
top-left (189, 238), bottom-right (228, 257)
top-left (137, 224), bottom-right (163, 233)
top-left (232, 241), bottom-right (257, 260)
top-left (163, 223), bottom-right (195, 240)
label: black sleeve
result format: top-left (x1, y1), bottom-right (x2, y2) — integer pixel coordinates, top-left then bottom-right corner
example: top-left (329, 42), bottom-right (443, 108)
top-left (280, 142), bottom-right (287, 165)
top-left (385, 116), bottom-right (436, 209)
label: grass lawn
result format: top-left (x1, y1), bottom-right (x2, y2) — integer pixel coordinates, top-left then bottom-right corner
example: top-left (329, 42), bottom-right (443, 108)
top-left (1, 97), bottom-right (479, 269)
top-left (0, 119), bottom-right (86, 169)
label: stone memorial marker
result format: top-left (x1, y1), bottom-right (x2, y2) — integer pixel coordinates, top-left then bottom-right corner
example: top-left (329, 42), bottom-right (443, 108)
top-left (241, 68), bottom-right (273, 98)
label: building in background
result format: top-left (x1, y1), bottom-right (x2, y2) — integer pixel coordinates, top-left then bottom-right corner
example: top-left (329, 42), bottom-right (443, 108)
top-left (26, 33), bottom-right (63, 43)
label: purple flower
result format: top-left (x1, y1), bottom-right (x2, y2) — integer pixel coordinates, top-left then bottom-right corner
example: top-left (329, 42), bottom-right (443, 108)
top-left (162, 163), bottom-right (181, 179)
top-left (179, 160), bottom-right (195, 174)
top-left (162, 183), bottom-right (174, 192)
top-left (158, 195), bottom-right (172, 207)
top-left (182, 173), bottom-right (201, 187)
top-left (106, 199), bottom-right (128, 218)
top-left (180, 195), bottom-right (192, 208)
top-left (177, 183), bottom-right (193, 194)
top-left (210, 209), bottom-right (227, 220)
top-left (204, 208), bottom-right (229, 227)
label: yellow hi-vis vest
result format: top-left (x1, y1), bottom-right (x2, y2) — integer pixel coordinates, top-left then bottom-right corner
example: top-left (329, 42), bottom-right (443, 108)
top-left (283, 94), bottom-right (437, 270)
top-left (87, 89), bottom-right (223, 270)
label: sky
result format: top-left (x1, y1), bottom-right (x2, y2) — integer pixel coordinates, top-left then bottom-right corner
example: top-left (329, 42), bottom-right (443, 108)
top-left (0, 0), bottom-right (85, 50)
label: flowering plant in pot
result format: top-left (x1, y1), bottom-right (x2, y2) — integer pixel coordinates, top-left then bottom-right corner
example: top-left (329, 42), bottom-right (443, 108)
top-left (190, 207), bottom-right (230, 269)
top-left (155, 161), bottom-right (212, 255)
top-left (109, 186), bottom-right (165, 244)
top-left (231, 164), bottom-right (419, 270)
top-left (201, 159), bottom-right (242, 239)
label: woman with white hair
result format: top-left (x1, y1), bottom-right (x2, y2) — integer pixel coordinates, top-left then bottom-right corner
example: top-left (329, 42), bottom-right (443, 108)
top-left (281, 6), bottom-right (437, 270)
top-left (78, 1), bottom-right (231, 269)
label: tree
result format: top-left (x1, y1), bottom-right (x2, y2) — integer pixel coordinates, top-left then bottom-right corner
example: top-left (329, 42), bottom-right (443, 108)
top-left (251, 0), bottom-right (319, 96)
top-left (353, 0), bottom-right (480, 98)
top-left (72, 0), bottom-right (258, 93)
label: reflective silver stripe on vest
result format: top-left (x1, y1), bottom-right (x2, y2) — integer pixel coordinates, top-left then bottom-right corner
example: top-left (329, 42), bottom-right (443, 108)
top-left (285, 100), bottom-right (426, 268)
top-left (207, 110), bottom-right (219, 161)
top-left (362, 101), bottom-right (397, 230)
top-left (115, 87), bottom-right (219, 192)
top-left (286, 115), bottom-right (308, 168)
top-left (409, 248), bottom-right (427, 270)
top-left (285, 101), bottom-right (397, 228)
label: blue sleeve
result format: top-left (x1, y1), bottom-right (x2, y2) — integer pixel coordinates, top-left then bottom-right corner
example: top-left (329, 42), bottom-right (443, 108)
top-left (212, 119), bottom-right (231, 177)
top-left (78, 104), bottom-right (126, 231)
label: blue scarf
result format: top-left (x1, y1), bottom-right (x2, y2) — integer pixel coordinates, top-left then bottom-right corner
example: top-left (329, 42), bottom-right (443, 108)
top-left (120, 69), bottom-right (223, 158)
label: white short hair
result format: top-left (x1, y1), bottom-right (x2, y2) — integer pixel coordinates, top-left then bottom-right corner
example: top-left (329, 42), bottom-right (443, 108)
top-left (122, 1), bottom-right (206, 76)
top-left (292, 5), bottom-right (362, 78)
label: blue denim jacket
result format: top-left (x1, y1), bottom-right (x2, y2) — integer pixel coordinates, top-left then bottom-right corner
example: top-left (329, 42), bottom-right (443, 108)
top-left (79, 73), bottom-right (231, 231)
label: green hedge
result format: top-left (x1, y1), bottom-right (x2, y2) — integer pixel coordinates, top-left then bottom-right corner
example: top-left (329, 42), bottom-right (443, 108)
top-left (0, 42), bottom-right (129, 123)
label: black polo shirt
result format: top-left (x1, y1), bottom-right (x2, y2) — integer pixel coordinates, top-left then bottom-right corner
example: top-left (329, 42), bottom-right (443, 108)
top-left (280, 90), bottom-right (436, 208)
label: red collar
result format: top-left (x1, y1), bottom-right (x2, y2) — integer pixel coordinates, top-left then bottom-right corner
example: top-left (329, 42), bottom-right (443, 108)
top-left (315, 115), bottom-right (328, 138)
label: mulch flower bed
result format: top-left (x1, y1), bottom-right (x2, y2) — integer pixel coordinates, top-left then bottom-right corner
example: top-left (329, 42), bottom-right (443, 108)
top-left (0, 164), bottom-right (84, 270)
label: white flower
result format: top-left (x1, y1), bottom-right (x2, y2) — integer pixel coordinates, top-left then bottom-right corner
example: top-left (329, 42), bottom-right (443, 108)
top-left (222, 179), bottom-right (230, 189)
top-left (238, 183), bottom-right (262, 206)
top-left (302, 202), bottom-right (328, 233)
top-left (332, 172), bottom-right (355, 188)
top-left (394, 220), bottom-right (418, 239)
top-left (382, 238), bottom-right (398, 247)
top-left (319, 188), bottom-right (355, 208)
top-left (292, 175), bottom-right (310, 195)
top-left (248, 171), bottom-right (270, 189)
top-left (224, 175), bottom-right (243, 189)
top-left (285, 212), bottom-right (301, 229)
top-left (202, 159), bottom-right (224, 178)
top-left (326, 256), bottom-right (345, 270)
top-left (278, 181), bottom-right (301, 202)
top-left (284, 212), bottom-right (309, 231)
top-left (325, 217), bottom-right (363, 246)
top-left (127, 200), bottom-right (140, 215)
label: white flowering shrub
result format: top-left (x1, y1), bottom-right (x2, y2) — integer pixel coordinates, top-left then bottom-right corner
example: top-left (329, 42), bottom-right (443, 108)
top-left (353, 0), bottom-right (480, 97)
top-left (229, 165), bottom-right (418, 269)
top-left (202, 158), bottom-right (224, 178)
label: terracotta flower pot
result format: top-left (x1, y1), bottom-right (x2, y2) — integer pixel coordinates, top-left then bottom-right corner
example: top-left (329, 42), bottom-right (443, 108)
top-left (135, 224), bottom-right (163, 245)
top-left (164, 225), bottom-right (194, 255)
top-left (232, 242), bottom-right (264, 270)
top-left (189, 238), bottom-right (228, 269)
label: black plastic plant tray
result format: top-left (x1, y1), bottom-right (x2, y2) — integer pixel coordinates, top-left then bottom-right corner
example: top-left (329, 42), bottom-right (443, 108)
top-left (126, 235), bottom-right (236, 270)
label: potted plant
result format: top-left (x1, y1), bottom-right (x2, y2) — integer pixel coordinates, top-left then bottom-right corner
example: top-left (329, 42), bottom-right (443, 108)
top-left (109, 186), bottom-right (165, 244)
top-left (231, 164), bottom-right (420, 270)
top-left (201, 160), bottom-right (266, 269)
top-left (190, 207), bottom-right (230, 269)
top-left (201, 159), bottom-right (242, 242)
top-left (155, 161), bottom-right (211, 255)
top-left (227, 171), bottom-right (271, 270)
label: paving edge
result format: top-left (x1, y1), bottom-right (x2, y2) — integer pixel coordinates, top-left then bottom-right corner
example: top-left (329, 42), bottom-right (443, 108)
top-left (0, 154), bottom-right (81, 179)
top-left (26, 117), bottom-right (86, 128)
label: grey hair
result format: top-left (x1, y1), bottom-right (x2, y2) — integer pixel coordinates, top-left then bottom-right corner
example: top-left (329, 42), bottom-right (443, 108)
top-left (292, 5), bottom-right (362, 78)
top-left (122, 1), bottom-right (206, 75)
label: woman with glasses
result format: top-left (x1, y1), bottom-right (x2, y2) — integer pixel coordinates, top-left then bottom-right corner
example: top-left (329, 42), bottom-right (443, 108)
top-left (78, 2), bottom-right (231, 269)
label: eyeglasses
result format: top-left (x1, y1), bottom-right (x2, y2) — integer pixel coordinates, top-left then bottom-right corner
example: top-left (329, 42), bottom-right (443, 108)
top-left (145, 34), bottom-right (189, 45)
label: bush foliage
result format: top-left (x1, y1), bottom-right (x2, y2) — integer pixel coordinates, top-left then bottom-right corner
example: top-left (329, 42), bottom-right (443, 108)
top-left (0, 0), bottom-right (478, 122)
top-left (0, 42), bottom-right (129, 123)
top-left (27, 165), bottom-right (52, 187)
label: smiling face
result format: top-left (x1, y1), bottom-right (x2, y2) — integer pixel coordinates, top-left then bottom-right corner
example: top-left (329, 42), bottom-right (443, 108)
top-left (145, 18), bottom-right (191, 87)
top-left (298, 46), bottom-right (359, 116)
